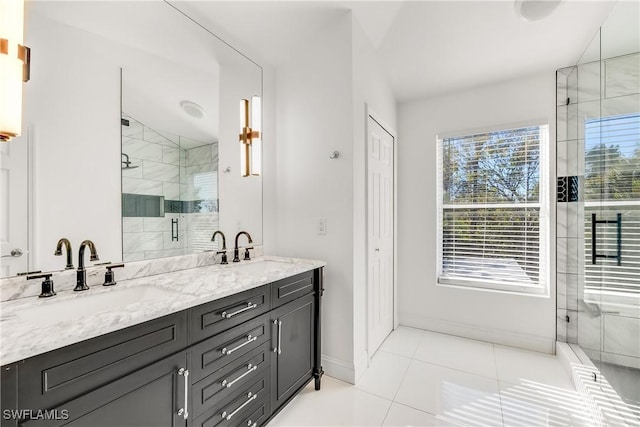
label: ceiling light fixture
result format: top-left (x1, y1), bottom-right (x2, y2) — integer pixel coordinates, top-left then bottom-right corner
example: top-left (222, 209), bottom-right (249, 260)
top-left (180, 100), bottom-right (205, 119)
top-left (515, 0), bottom-right (561, 21)
top-left (0, 0), bottom-right (30, 142)
top-left (239, 96), bottom-right (261, 177)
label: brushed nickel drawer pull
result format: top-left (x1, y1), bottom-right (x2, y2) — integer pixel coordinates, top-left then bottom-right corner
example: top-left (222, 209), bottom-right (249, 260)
top-left (222, 335), bottom-right (257, 356)
top-left (177, 368), bottom-right (189, 420)
top-left (222, 392), bottom-right (257, 421)
top-left (222, 302), bottom-right (257, 319)
top-left (222, 363), bottom-right (258, 388)
top-left (247, 420), bottom-right (257, 427)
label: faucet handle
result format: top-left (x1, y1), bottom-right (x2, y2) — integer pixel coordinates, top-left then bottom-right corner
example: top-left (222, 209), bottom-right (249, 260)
top-left (103, 263), bottom-right (125, 286)
top-left (244, 247), bottom-right (253, 261)
top-left (27, 272), bottom-right (56, 298)
top-left (216, 250), bottom-right (228, 265)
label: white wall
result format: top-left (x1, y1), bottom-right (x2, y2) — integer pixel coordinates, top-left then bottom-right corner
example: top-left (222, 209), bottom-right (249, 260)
top-left (274, 12), bottom-right (397, 382)
top-left (275, 13), bottom-right (356, 380)
top-left (397, 73), bottom-right (557, 353)
top-left (351, 17), bottom-right (397, 377)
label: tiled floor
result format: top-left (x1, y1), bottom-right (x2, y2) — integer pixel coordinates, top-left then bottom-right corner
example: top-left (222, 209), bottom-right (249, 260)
top-left (268, 326), bottom-right (595, 426)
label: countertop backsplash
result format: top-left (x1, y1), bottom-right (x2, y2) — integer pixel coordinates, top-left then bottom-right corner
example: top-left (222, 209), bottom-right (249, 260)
top-left (0, 246), bottom-right (264, 302)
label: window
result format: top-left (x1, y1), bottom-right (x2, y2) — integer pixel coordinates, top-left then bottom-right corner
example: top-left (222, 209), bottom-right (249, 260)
top-left (437, 124), bottom-right (549, 294)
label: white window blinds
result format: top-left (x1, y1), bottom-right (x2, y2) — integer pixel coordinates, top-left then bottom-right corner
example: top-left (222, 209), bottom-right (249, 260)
top-left (437, 125), bottom-right (548, 293)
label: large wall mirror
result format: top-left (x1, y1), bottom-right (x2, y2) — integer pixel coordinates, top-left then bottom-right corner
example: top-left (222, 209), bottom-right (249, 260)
top-left (1, 1), bottom-right (262, 278)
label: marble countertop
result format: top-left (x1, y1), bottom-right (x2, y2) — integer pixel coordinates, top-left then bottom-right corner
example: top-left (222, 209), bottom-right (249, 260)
top-left (0, 256), bottom-right (325, 366)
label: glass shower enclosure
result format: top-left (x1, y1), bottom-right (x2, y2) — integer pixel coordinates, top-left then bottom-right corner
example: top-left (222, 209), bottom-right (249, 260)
top-left (556, 1), bottom-right (640, 422)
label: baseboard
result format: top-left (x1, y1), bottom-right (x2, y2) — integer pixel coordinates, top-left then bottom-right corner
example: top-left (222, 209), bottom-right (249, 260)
top-left (354, 351), bottom-right (369, 383)
top-left (321, 354), bottom-right (356, 384)
top-left (400, 314), bottom-right (555, 354)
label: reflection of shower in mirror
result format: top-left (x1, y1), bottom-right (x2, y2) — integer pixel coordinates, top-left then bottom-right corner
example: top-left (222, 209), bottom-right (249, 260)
top-left (121, 153), bottom-right (139, 170)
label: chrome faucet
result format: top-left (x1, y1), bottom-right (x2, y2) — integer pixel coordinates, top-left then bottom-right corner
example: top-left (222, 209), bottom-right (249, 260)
top-left (75, 240), bottom-right (99, 291)
top-left (233, 231), bottom-right (253, 263)
top-left (211, 231), bottom-right (228, 264)
top-left (54, 238), bottom-right (74, 270)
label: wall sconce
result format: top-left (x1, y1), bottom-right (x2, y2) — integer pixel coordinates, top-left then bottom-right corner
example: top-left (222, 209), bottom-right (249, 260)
top-left (0, 0), bottom-right (30, 142)
top-left (239, 96), bottom-right (261, 177)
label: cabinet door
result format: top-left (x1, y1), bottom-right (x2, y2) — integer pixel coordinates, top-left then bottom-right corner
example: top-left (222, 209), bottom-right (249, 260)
top-left (19, 352), bottom-right (188, 427)
top-left (270, 293), bottom-right (315, 410)
top-left (1, 364), bottom-right (18, 427)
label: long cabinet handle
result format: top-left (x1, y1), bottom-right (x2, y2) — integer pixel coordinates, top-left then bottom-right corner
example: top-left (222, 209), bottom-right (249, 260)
top-left (222, 363), bottom-right (258, 389)
top-left (222, 302), bottom-right (257, 319)
top-left (222, 392), bottom-right (257, 421)
top-left (177, 368), bottom-right (189, 420)
top-left (272, 320), bottom-right (282, 354)
top-left (222, 335), bottom-right (257, 356)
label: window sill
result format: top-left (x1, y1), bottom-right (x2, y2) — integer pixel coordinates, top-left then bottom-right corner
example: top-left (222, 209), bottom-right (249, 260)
top-left (437, 277), bottom-right (549, 298)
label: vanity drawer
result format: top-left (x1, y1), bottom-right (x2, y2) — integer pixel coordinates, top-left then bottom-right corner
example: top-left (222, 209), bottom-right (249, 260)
top-left (237, 397), bottom-right (270, 427)
top-left (191, 373), bottom-right (270, 427)
top-left (190, 285), bottom-right (271, 344)
top-left (192, 341), bottom-right (271, 419)
top-left (190, 313), bottom-right (270, 383)
top-left (271, 271), bottom-right (314, 308)
top-left (17, 311), bottom-right (187, 411)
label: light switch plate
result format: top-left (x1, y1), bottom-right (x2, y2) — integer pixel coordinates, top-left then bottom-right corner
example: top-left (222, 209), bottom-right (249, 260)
top-left (317, 219), bottom-right (327, 235)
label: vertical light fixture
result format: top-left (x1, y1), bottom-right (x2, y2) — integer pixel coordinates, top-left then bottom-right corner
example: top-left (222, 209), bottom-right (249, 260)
top-left (239, 96), bottom-right (261, 177)
top-left (0, 0), bottom-right (30, 142)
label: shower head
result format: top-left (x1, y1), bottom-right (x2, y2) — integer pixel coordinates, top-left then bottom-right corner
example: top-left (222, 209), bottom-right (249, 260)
top-left (121, 153), bottom-right (139, 170)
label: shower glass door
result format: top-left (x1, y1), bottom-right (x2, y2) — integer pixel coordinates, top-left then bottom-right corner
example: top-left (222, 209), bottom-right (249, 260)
top-left (578, 1), bottom-right (640, 413)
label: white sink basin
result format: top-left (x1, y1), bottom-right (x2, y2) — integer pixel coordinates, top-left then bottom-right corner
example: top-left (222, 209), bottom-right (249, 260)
top-left (231, 260), bottom-right (293, 274)
top-left (18, 286), bottom-right (180, 323)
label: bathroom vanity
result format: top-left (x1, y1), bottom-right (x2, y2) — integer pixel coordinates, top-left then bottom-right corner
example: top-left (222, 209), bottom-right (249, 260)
top-left (0, 258), bottom-right (324, 427)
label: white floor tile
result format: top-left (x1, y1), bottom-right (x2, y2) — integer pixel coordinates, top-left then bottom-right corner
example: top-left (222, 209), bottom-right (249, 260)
top-left (268, 328), bottom-right (598, 427)
top-left (356, 350), bottom-right (412, 400)
top-left (413, 331), bottom-right (498, 379)
top-left (267, 376), bottom-right (392, 426)
top-left (499, 381), bottom-right (594, 426)
top-left (382, 402), bottom-right (465, 426)
top-left (395, 360), bottom-right (503, 427)
top-left (379, 326), bottom-right (426, 358)
top-left (494, 346), bottom-right (574, 391)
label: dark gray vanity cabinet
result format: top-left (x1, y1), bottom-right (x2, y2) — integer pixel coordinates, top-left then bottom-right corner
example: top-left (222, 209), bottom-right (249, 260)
top-left (1, 267), bottom-right (324, 427)
top-left (270, 293), bottom-right (315, 411)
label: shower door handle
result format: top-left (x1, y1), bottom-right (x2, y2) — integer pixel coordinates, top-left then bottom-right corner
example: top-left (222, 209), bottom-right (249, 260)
top-left (171, 218), bottom-right (179, 242)
top-left (591, 213), bottom-right (621, 266)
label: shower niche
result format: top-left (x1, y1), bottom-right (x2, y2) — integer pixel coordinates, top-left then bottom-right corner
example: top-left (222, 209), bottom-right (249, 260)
top-left (121, 115), bottom-right (219, 262)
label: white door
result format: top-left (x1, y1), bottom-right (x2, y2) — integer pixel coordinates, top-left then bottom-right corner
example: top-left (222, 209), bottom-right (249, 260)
top-left (367, 115), bottom-right (394, 356)
top-left (0, 133), bottom-right (30, 277)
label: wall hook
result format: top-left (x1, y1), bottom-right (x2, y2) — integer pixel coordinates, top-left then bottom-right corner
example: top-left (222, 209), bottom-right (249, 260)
top-left (329, 151), bottom-right (340, 159)
top-left (224, 167), bottom-right (231, 173)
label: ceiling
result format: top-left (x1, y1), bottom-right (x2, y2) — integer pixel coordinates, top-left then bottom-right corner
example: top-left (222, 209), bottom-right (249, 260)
top-left (180, 0), bottom-right (617, 102)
